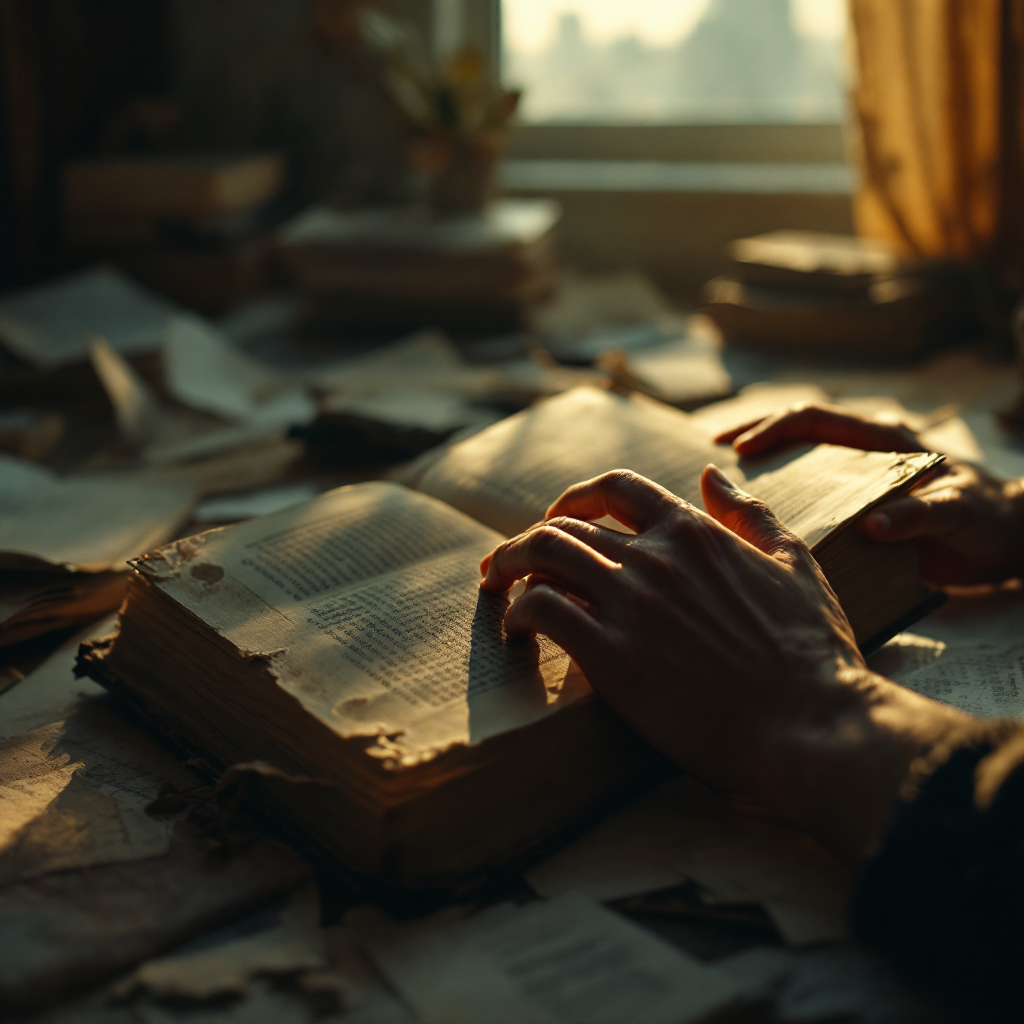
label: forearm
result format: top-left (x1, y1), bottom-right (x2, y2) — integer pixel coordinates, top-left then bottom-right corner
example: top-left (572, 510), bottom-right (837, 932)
top-left (758, 663), bottom-right (972, 861)
top-left (851, 717), bottom-right (1024, 1019)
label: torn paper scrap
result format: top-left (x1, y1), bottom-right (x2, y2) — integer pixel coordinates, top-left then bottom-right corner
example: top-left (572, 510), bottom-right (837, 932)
top-left (89, 334), bottom-right (164, 452)
top-left (120, 883), bottom-right (325, 1000)
top-left (525, 774), bottom-right (850, 948)
top-left (0, 700), bottom-right (197, 886)
top-left (351, 892), bottom-right (738, 1024)
top-left (0, 266), bottom-right (182, 370)
top-left (0, 454), bottom-right (196, 572)
top-left (163, 316), bottom-right (315, 428)
top-left (297, 925), bottom-right (416, 1024)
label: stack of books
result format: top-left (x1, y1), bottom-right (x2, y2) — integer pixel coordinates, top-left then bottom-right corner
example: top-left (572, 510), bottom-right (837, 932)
top-left (703, 230), bottom-right (963, 360)
top-left (62, 154), bottom-right (285, 313)
top-left (278, 199), bottom-right (561, 335)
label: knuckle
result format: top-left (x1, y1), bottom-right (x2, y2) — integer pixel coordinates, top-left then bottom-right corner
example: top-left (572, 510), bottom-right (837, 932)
top-left (529, 525), bottom-right (565, 554)
top-left (601, 468), bottom-right (640, 489)
top-left (546, 515), bottom-right (581, 533)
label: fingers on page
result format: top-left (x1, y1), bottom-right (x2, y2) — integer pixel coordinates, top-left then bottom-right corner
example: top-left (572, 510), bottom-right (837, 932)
top-left (713, 415), bottom-right (768, 444)
top-left (732, 403), bottom-right (924, 457)
top-left (545, 469), bottom-right (679, 533)
top-left (480, 524), bottom-right (619, 596)
top-left (503, 582), bottom-right (601, 652)
top-left (544, 516), bottom-right (631, 560)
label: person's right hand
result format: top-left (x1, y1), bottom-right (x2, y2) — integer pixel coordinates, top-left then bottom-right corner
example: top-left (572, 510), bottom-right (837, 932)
top-left (480, 468), bottom-right (969, 860)
top-left (716, 403), bottom-right (1024, 587)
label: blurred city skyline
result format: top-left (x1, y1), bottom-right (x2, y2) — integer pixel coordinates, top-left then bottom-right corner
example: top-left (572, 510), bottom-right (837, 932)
top-left (503, 0), bottom-right (848, 124)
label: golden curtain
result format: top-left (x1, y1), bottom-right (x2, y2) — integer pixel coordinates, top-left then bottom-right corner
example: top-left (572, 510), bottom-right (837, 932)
top-left (849, 0), bottom-right (1024, 294)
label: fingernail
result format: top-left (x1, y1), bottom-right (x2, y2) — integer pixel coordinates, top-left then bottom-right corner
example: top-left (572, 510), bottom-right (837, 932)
top-left (865, 511), bottom-right (890, 534)
top-left (707, 464), bottom-right (737, 490)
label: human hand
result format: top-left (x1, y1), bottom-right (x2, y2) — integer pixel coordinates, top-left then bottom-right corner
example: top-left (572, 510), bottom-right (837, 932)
top-left (480, 468), bottom-right (968, 860)
top-left (717, 403), bottom-right (1024, 586)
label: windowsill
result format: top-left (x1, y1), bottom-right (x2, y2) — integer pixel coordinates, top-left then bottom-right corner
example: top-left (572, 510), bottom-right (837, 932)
top-left (499, 159), bottom-right (854, 195)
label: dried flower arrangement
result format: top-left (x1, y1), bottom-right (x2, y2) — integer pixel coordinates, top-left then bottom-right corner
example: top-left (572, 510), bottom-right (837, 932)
top-left (311, 0), bottom-right (521, 213)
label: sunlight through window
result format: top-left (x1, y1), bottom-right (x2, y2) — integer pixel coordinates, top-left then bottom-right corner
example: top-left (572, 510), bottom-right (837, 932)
top-left (502, 0), bottom-right (847, 124)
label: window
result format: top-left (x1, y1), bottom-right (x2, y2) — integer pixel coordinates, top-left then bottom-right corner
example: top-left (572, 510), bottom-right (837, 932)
top-left (502, 0), bottom-right (847, 125)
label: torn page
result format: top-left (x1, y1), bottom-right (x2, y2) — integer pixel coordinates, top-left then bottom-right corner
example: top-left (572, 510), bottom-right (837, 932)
top-left (352, 892), bottom-right (738, 1024)
top-left (0, 266), bottom-right (181, 369)
top-left (119, 884), bottom-right (325, 1000)
top-left (525, 775), bottom-right (850, 948)
top-left (146, 481), bottom-right (588, 766)
top-left (0, 454), bottom-right (196, 571)
top-left (88, 335), bottom-right (163, 451)
top-left (0, 699), bottom-right (197, 886)
top-left (163, 316), bottom-right (316, 428)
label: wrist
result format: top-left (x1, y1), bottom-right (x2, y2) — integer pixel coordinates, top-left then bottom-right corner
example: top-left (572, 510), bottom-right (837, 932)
top-left (761, 662), bottom-right (970, 862)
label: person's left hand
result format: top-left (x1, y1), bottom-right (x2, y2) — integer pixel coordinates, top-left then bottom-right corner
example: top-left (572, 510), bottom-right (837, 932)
top-left (479, 467), bottom-right (968, 859)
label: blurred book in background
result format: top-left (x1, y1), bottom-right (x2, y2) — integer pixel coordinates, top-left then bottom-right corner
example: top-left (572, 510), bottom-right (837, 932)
top-left (63, 154), bottom-right (287, 314)
top-left (278, 199), bottom-right (560, 335)
top-left (703, 230), bottom-right (971, 361)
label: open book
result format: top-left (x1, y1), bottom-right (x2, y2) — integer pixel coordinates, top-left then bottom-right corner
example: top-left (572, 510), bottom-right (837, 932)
top-left (81, 387), bottom-right (942, 894)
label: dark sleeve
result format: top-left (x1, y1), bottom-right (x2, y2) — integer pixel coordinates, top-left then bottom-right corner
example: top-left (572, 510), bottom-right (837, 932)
top-left (851, 719), bottom-right (1024, 1022)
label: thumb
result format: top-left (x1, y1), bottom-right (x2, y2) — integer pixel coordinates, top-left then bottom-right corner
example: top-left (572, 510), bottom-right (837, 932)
top-left (701, 464), bottom-right (804, 561)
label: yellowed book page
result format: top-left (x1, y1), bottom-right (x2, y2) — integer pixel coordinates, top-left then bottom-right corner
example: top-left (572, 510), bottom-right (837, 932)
top-left (416, 387), bottom-right (729, 537)
top-left (741, 443), bottom-right (942, 550)
top-left (415, 386), bottom-right (941, 547)
top-left (145, 482), bottom-right (587, 768)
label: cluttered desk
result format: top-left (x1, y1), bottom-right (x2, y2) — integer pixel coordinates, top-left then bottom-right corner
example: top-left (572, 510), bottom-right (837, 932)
top-left (2, 2), bottom-right (1024, 1021)
top-left (2, 224), bottom-right (1023, 1023)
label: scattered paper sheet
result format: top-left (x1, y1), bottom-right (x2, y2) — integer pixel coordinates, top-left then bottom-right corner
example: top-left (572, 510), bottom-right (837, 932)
top-left (0, 616), bottom-right (113, 739)
top-left (163, 316), bottom-right (316, 429)
top-left (0, 266), bottom-right (181, 369)
top-left (0, 454), bottom-right (196, 571)
top-left (718, 943), bottom-right (935, 1024)
top-left (628, 334), bottom-right (733, 407)
top-left (303, 330), bottom-right (484, 399)
top-left (0, 700), bottom-right (197, 886)
top-left (525, 775), bottom-right (850, 948)
top-left (876, 640), bottom-right (1024, 719)
top-left (352, 892), bottom-right (738, 1024)
top-left (529, 271), bottom-right (673, 348)
top-left (120, 884), bottom-right (326, 1000)
top-left (88, 334), bottom-right (164, 452)
top-left (320, 390), bottom-right (499, 435)
top-left (194, 482), bottom-right (321, 523)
